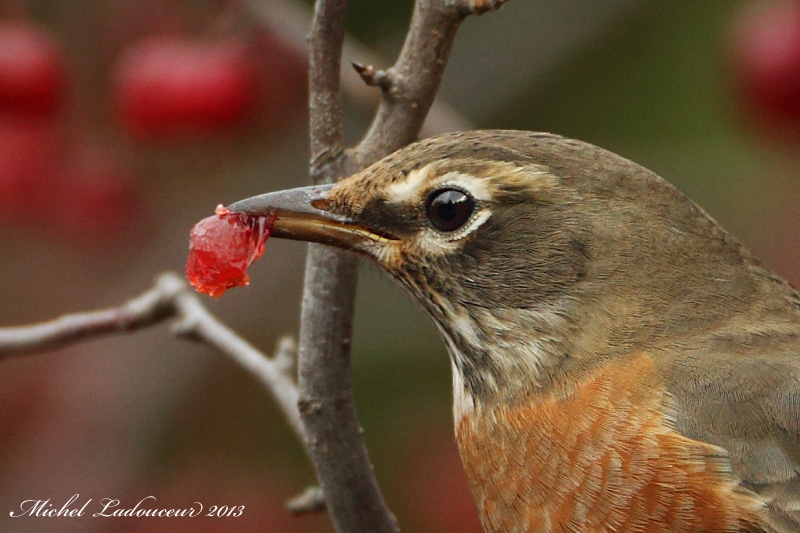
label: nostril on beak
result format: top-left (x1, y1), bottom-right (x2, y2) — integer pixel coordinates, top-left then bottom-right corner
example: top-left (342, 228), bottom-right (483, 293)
top-left (311, 198), bottom-right (333, 211)
top-left (227, 184), bottom-right (342, 222)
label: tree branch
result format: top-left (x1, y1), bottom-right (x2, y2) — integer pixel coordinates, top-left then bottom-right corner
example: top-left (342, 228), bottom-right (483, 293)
top-left (302, 1), bottom-right (398, 532)
top-left (353, 0), bottom-right (507, 168)
top-left (300, 0), bottom-right (508, 532)
top-left (308, 0), bottom-right (348, 183)
top-left (0, 273), bottom-right (305, 442)
top-left (0, 277), bottom-right (177, 358)
top-left (244, 0), bottom-right (473, 136)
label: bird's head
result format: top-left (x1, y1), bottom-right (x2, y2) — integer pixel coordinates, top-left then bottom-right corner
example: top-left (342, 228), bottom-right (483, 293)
top-left (231, 130), bottom-right (761, 410)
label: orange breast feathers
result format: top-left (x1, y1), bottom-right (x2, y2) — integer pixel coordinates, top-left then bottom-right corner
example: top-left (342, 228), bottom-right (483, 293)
top-left (456, 355), bottom-right (768, 533)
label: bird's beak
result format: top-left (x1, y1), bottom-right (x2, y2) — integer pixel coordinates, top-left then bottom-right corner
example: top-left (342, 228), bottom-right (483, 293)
top-left (228, 184), bottom-right (395, 250)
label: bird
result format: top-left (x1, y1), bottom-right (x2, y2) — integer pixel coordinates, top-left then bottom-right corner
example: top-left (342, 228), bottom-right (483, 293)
top-left (229, 130), bottom-right (800, 532)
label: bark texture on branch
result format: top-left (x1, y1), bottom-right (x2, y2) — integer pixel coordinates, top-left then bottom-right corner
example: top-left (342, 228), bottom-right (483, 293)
top-left (300, 1), bottom-right (508, 532)
top-left (301, 1), bottom-right (398, 532)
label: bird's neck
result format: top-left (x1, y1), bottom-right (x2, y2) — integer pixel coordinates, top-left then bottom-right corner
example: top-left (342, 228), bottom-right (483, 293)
top-left (440, 266), bottom-right (798, 417)
top-left (436, 300), bottom-right (576, 418)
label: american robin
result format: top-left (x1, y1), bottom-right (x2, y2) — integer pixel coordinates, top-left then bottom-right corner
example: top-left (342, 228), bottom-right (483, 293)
top-left (230, 130), bottom-right (800, 532)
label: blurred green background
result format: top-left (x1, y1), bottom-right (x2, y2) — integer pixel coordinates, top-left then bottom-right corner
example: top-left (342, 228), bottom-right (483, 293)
top-left (1, 1), bottom-right (799, 532)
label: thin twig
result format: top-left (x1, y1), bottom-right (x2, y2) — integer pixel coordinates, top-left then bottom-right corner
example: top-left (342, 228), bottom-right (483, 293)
top-left (351, 62), bottom-right (392, 91)
top-left (244, 0), bottom-right (472, 136)
top-left (353, 0), bottom-right (508, 168)
top-left (286, 485), bottom-right (326, 514)
top-left (0, 278), bottom-right (177, 358)
top-left (0, 272), bottom-right (305, 443)
top-left (300, 0), bottom-right (508, 532)
top-left (273, 335), bottom-right (297, 378)
top-left (168, 281), bottom-right (305, 440)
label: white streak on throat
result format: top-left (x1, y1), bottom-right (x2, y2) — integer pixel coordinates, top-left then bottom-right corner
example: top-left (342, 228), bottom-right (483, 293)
top-left (451, 354), bottom-right (476, 424)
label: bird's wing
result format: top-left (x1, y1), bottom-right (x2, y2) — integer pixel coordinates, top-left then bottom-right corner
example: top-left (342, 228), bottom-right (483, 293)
top-left (658, 339), bottom-right (800, 532)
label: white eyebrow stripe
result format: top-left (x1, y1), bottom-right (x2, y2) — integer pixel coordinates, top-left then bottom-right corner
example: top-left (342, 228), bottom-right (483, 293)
top-left (386, 166), bottom-right (431, 203)
top-left (433, 172), bottom-right (493, 202)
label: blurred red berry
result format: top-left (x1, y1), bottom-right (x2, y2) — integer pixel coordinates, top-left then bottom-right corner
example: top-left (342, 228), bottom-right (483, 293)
top-left (0, 22), bottom-right (66, 116)
top-left (46, 148), bottom-right (145, 245)
top-left (731, 1), bottom-right (800, 127)
top-left (113, 37), bottom-right (258, 139)
top-left (0, 117), bottom-right (64, 220)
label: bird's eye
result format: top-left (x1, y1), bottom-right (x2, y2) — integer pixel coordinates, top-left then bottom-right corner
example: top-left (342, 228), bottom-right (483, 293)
top-left (425, 188), bottom-right (475, 233)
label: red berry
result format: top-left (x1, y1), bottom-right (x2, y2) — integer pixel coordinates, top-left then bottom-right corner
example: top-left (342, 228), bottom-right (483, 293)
top-left (731, 1), bottom-right (800, 126)
top-left (0, 22), bottom-right (66, 116)
top-left (41, 148), bottom-right (145, 246)
top-left (186, 210), bottom-right (275, 298)
top-left (113, 38), bottom-right (258, 139)
top-left (0, 117), bottom-right (64, 219)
